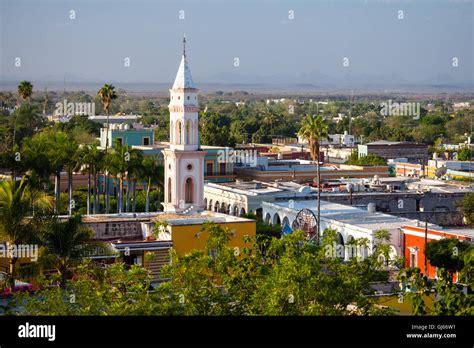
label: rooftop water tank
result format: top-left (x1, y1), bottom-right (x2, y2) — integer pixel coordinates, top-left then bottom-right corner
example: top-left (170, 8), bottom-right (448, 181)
top-left (298, 186), bottom-right (312, 194)
top-left (367, 203), bottom-right (376, 213)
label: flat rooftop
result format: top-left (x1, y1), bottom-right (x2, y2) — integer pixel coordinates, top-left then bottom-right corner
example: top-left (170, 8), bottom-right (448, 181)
top-left (433, 227), bottom-right (474, 239)
top-left (206, 178), bottom-right (471, 198)
top-left (266, 200), bottom-right (429, 231)
top-left (205, 180), bottom-right (315, 196)
top-left (81, 211), bottom-right (253, 225)
top-left (151, 210), bottom-right (254, 226)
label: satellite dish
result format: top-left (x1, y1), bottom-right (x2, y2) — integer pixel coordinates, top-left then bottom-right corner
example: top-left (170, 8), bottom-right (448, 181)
top-left (293, 208), bottom-right (319, 241)
top-left (435, 166), bottom-right (447, 178)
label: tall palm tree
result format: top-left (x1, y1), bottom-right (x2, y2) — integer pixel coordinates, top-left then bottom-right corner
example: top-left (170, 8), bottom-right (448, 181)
top-left (23, 129), bottom-right (68, 214)
top-left (262, 109), bottom-right (277, 130)
top-left (107, 141), bottom-right (131, 214)
top-left (0, 177), bottom-right (53, 287)
top-left (126, 148), bottom-right (144, 213)
top-left (298, 114), bottom-right (329, 243)
top-left (13, 81), bottom-right (33, 148)
top-left (40, 215), bottom-right (107, 287)
top-left (97, 84), bottom-right (117, 214)
top-left (47, 131), bottom-right (73, 214)
top-left (77, 143), bottom-right (103, 215)
top-left (17, 80), bottom-right (33, 103)
top-left (140, 157), bottom-right (164, 213)
top-left (63, 138), bottom-right (79, 216)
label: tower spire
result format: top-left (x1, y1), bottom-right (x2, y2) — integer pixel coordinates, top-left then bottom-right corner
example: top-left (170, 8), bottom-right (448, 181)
top-left (183, 35), bottom-right (186, 58)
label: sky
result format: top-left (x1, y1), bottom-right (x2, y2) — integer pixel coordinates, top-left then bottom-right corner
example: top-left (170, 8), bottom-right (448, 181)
top-left (0, 0), bottom-right (473, 88)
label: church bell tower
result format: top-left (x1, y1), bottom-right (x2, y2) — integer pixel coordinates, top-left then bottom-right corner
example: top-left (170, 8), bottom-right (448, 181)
top-left (162, 37), bottom-right (206, 213)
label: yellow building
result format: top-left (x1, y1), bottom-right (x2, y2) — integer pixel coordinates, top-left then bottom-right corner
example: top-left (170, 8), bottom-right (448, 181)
top-left (150, 213), bottom-right (256, 256)
top-left (110, 211), bottom-right (256, 281)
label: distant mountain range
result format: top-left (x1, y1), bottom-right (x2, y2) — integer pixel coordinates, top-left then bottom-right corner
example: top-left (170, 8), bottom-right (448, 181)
top-left (0, 70), bottom-right (472, 93)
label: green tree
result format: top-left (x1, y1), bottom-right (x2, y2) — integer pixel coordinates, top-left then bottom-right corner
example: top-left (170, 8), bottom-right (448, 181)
top-left (457, 146), bottom-right (472, 161)
top-left (459, 192), bottom-right (474, 225)
top-left (17, 81), bottom-right (33, 102)
top-left (425, 238), bottom-right (471, 277)
top-left (0, 177), bottom-right (53, 288)
top-left (140, 157), bottom-right (164, 213)
top-left (40, 215), bottom-right (108, 287)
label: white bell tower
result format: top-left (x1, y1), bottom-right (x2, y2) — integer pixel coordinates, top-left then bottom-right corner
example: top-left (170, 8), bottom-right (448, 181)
top-left (162, 37), bottom-right (206, 213)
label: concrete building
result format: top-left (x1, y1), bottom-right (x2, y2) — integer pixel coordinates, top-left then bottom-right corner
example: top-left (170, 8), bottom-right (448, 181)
top-left (204, 180), bottom-right (316, 217)
top-left (358, 141), bottom-right (428, 164)
top-left (83, 211), bottom-right (255, 282)
top-left (427, 159), bottom-right (474, 180)
top-left (235, 159), bottom-right (388, 183)
top-left (402, 225), bottom-right (473, 281)
top-left (298, 131), bottom-right (355, 147)
top-left (88, 114), bottom-right (141, 125)
top-left (262, 199), bottom-right (423, 259)
top-left (100, 124), bottom-right (154, 147)
top-left (204, 177), bottom-right (471, 227)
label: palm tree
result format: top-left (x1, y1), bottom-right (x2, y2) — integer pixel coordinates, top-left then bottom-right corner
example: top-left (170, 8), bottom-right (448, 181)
top-left (298, 114), bottom-right (329, 243)
top-left (63, 138), bottom-right (79, 216)
top-left (0, 177), bottom-right (53, 288)
top-left (46, 131), bottom-right (74, 214)
top-left (107, 141), bottom-right (131, 214)
top-left (23, 129), bottom-right (68, 214)
top-left (17, 80), bottom-right (33, 103)
top-left (97, 84), bottom-right (117, 214)
top-left (262, 109), bottom-right (277, 130)
top-left (40, 215), bottom-right (107, 287)
top-left (125, 148), bottom-right (144, 213)
top-left (77, 143), bottom-right (103, 215)
top-left (13, 81), bottom-right (33, 148)
top-left (140, 157), bottom-right (164, 213)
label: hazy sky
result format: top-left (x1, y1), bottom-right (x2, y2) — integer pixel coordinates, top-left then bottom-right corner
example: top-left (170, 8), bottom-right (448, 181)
top-left (1, 0), bottom-right (473, 87)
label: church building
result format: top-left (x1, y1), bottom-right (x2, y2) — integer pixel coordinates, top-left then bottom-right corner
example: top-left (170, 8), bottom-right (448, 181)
top-left (162, 37), bottom-right (206, 213)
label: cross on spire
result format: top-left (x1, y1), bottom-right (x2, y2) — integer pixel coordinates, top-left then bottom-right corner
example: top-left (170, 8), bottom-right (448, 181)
top-left (183, 35), bottom-right (186, 57)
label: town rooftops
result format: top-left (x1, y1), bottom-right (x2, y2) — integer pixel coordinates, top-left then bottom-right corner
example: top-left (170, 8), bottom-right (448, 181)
top-left (265, 199), bottom-right (432, 232)
top-left (205, 180), bottom-right (315, 196)
top-left (150, 210), bottom-right (254, 226)
top-left (365, 140), bottom-right (425, 146)
top-left (82, 211), bottom-right (252, 225)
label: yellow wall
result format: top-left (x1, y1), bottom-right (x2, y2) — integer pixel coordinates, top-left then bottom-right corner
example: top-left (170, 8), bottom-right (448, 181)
top-left (169, 221), bottom-right (256, 256)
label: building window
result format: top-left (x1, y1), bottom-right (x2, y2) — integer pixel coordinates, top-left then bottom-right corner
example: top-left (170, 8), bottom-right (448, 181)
top-left (206, 163), bottom-right (213, 176)
top-left (142, 137), bottom-right (150, 146)
top-left (187, 96), bottom-right (190, 100)
top-left (187, 164), bottom-right (193, 171)
top-left (185, 178), bottom-right (194, 204)
top-left (168, 178), bottom-right (172, 203)
top-left (116, 137), bottom-right (123, 146)
top-left (409, 247), bottom-right (418, 268)
top-left (219, 163), bottom-right (226, 175)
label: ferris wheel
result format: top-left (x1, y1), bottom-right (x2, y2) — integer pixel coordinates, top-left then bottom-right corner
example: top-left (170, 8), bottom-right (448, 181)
top-left (292, 208), bottom-right (319, 242)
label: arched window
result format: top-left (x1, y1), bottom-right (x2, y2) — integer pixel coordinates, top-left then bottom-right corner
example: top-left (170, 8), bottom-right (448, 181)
top-left (186, 120), bottom-right (191, 145)
top-left (185, 178), bottom-right (194, 204)
top-left (188, 120), bottom-right (193, 145)
top-left (177, 121), bottom-right (182, 144)
top-left (167, 178), bottom-right (172, 203)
